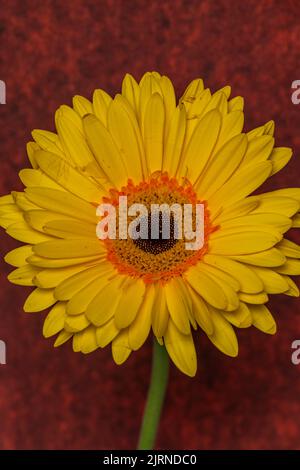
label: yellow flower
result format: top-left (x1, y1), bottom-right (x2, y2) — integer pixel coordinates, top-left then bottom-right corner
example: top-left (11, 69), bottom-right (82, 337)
top-left (1, 71), bottom-right (300, 377)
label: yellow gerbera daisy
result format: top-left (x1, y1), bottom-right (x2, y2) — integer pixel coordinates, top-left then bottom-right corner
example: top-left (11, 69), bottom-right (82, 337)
top-left (1, 71), bottom-right (300, 378)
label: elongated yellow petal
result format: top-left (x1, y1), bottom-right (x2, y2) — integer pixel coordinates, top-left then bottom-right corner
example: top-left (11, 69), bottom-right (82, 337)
top-left (112, 329), bottom-right (131, 365)
top-left (128, 285), bottom-right (155, 350)
top-left (66, 277), bottom-right (105, 315)
top-left (220, 213), bottom-right (292, 234)
top-left (239, 292), bottom-right (268, 304)
top-left (215, 198), bottom-right (259, 224)
top-left (223, 302), bottom-right (252, 328)
top-left (55, 107), bottom-right (94, 167)
top-left (269, 147), bottom-right (292, 175)
top-left (242, 135), bottom-right (274, 166)
top-left (152, 285), bottom-right (169, 338)
top-left (24, 288), bottom-right (56, 312)
top-left (230, 248), bottom-right (286, 267)
top-left (108, 97), bottom-right (143, 182)
top-left (72, 95), bottom-right (93, 117)
top-left (203, 254), bottom-right (263, 293)
top-left (19, 168), bottom-right (63, 190)
top-left (92, 89), bottom-right (112, 125)
top-left (277, 239), bottom-right (300, 258)
top-left (121, 73), bottom-right (140, 115)
top-left (180, 109), bottom-right (221, 182)
top-left (34, 239), bottom-right (105, 259)
top-left (34, 150), bottom-right (104, 202)
top-left (79, 326), bottom-right (98, 354)
top-left (83, 113), bottom-right (127, 187)
top-left (64, 314), bottom-right (90, 333)
top-left (43, 219), bottom-right (96, 239)
top-left (86, 276), bottom-right (124, 326)
top-left (209, 161), bottom-right (272, 214)
top-left (253, 196), bottom-right (299, 217)
top-left (6, 221), bottom-right (52, 244)
top-left (276, 259), bottom-right (300, 275)
top-left (250, 266), bottom-right (289, 293)
top-left (114, 279), bottom-right (146, 329)
top-left (214, 111), bottom-right (244, 152)
top-left (25, 188), bottom-right (96, 224)
top-left (144, 93), bottom-right (165, 173)
top-left (96, 318), bottom-right (120, 348)
top-left (185, 265), bottom-right (227, 310)
top-left (31, 129), bottom-right (65, 158)
top-left (249, 304), bottom-right (277, 334)
top-left (8, 265), bottom-right (40, 286)
top-left (54, 264), bottom-right (113, 301)
top-left (209, 227), bottom-right (282, 255)
top-left (187, 286), bottom-right (214, 335)
top-left (34, 264), bottom-right (91, 289)
top-left (54, 330), bottom-right (72, 347)
top-left (164, 320), bottom-right (197, 377)
top-left (43, 302), bottom-right (67, 338)
top-left (196, 134), bottom-right (247, 198)
top-left (163, 106), bottom-right (186, 175)
top-left (164, 278), bottom-right (191, 334)
top-left (4, 245), bottom-right (33, 267)
top-left (207, 307), bottom-right (238, 357)
top-left (27, 254), bottom-right (103, 269)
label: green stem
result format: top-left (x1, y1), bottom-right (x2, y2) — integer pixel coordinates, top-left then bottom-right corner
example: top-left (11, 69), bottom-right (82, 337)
top-left (137, 339), bottom-right (169, 450)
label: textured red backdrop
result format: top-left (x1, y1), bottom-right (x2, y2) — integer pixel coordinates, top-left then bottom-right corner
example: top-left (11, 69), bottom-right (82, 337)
top-left (0, 0), bottom-right (300, 450)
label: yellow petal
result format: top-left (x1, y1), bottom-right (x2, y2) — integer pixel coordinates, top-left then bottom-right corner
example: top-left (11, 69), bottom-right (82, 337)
top-left (8, 265), bottom-right (40, 286)
top-left (43, 302), bottom-right (67, 337)
top-left (187, 286), bottom-right (214, 335)
top-left (164, 278), bottom-right (191, 334)
top-left (121, 73), bottom-right (140, 115)
top-left (92, 89), bottom-right (112, 125)
top-left (33, 239), bottom-right (105, 259)
top-left (180, 109), bottom-right (221, 182)
top-left (54, 330), bottom-right (72, 347)
top-left (151, 284), bottom-right (169, 338)
top-left (114, 279), bottom-right (146, 329)
top-left (223, 302), bottom-right (252, 328)
top-left (207, 307), bottom-right (238, 357)
top-left (209, 161), bottom-right (272, 214)
top-left (128, 285), bottom-right (155, 350)
top-left (43, 219), bottom-right (96, 239)
top-left (277, 239), bottom-right (300, 259)
top-left (209, 227), bottom-right (282, 255)
top-left (96, 318), bottom-right (120, 348)
top-left (4, 245), bottom-right (33, 267)
top-left (34, 264), bottom-right (90, 289)
top-left (276, 259), bottom-right (300, 275)
top-left (112, 329), bottom-right (131, 365)
top-left (64, 314), bottom-right (90, 333)
top-left (239, 292), bottom-right (268, 304)
top-left (83, 113), bottom-right (128, 187)
top-left (163, 105), bottom-right (186, 175)
top-left (108, 96), bottom-right (144, 182)
top-left (185, 265), bottom-right (227, 310)
top-left (164, 320), bottom-right (197, 377)
top-left (230, 248), bottom-right (286, 267)
top-left (203, 254), bottom-right (263, 293)
top-left (25, 187), bottom-right (96, 224)
top-left (196, 134), bottom-right (247, 198)
top-left (54, 264), bottom-right (113, 301)
top-left (19, 168), bottom-right (63, 190)
top-left (24, 288), bottom-right (56, 312)
top-left (250, 266), bottom-right (289, 294)
top-left (249, 304), bottom-right (277, 334)
top-left (6, 221), bottom-right (52, 244)
top-left (34, 150), bottom-right (104, 202)
top-left (144, 93), bottom-right (165, 173)
top-left (269, 147), bottom-right (292, 175)
top-left (86, 276), bottom-right (124, 326)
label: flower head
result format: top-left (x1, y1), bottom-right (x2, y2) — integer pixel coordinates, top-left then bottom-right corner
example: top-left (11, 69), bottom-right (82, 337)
top-left (1, 71), bottom-right (300, 376)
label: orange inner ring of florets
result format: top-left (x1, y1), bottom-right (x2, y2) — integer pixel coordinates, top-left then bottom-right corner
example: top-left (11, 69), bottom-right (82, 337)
top-left (101, 172), bottom-right (217, 283)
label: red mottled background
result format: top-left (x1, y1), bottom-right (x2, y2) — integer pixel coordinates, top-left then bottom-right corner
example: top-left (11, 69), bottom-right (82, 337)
top-left (0, 0), bottom-right (300, 450)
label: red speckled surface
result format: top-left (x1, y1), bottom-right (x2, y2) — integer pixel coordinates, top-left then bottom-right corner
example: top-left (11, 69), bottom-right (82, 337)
top-left (0, 0), bottom-right (300, 450)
